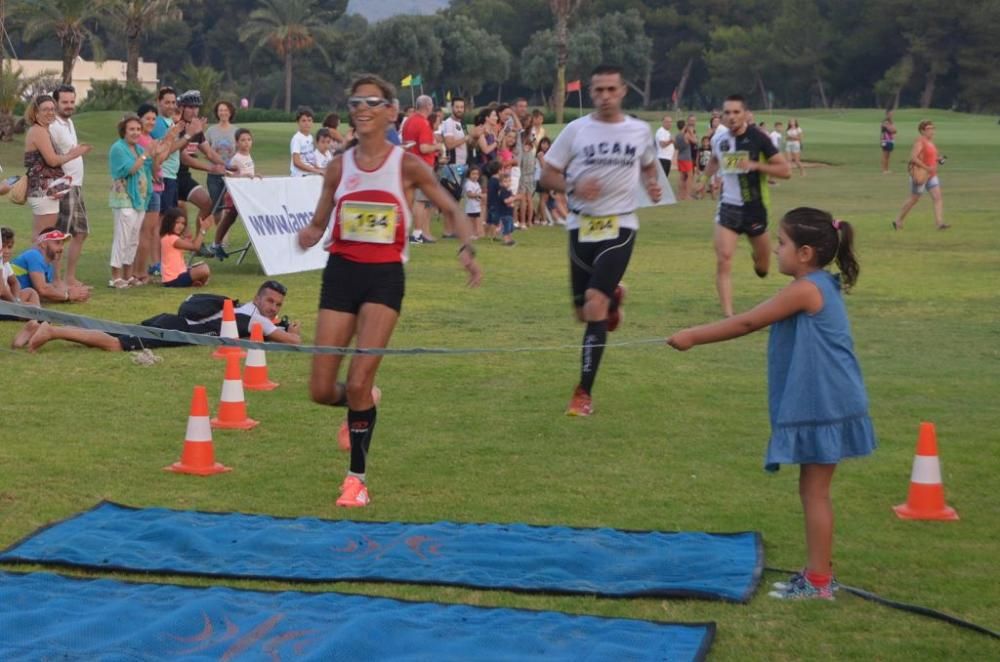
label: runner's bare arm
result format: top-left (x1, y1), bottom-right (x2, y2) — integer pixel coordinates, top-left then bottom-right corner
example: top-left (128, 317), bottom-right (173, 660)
top-left (745, 152), bottom-right (791, 179)
top-left (539, 162), bottom-right (567, 193)
top-left (403, 153), bottom-right (482, 287)
top-left (641, 160), bottom-right (662, 203)
top-left (298, 156), bottom-right (343, 249)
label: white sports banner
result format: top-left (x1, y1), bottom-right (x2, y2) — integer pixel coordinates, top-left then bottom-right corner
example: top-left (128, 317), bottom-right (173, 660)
top-left (224, 176), bottom-right (331, 276)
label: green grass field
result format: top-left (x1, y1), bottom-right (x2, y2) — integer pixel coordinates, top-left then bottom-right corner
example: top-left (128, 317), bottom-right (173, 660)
top-left (1, 108), bottom-right (998, 659)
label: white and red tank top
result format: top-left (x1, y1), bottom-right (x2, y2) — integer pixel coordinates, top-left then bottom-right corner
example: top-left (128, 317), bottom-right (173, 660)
top-left (329, 145), bottom-right (411, 263)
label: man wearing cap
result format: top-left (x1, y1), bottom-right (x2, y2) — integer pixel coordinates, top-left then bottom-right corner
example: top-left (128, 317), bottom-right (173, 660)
top-left (176, 90), bottom-right (230, 234)
top-left (10, 228), bottom-right (90, 303)
top-left (14, 279), bottom-right (301, 352)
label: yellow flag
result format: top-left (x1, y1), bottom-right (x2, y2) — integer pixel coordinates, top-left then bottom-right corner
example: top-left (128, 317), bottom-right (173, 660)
top-left (446, 90), bottom-right (452, 102)
top-left (401, 75), bottom-right (413, 87)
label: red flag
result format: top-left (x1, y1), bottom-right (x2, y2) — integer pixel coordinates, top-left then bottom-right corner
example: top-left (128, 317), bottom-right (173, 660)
top-left (671, 88), bottom-right (678, 105)
top-left (566, 80), bottom-right (581, 93)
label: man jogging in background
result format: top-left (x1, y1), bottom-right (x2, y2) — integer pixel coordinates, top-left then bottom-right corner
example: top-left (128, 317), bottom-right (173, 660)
top-left (706, 94), bottom-right (790, 318)
top-left (540, 64), bottom-right (661, 417)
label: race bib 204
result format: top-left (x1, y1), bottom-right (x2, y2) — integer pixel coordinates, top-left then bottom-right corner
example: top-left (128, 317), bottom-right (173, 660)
top-left (578, 215), bottom-right (620, 243)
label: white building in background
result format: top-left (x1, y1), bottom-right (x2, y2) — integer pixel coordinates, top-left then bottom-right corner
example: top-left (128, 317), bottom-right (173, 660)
top-left (11, 56), bottom-right (158, 104)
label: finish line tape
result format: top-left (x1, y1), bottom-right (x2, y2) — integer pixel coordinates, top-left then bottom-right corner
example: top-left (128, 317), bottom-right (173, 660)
top-left (0, 301), bottom-right (666, 357)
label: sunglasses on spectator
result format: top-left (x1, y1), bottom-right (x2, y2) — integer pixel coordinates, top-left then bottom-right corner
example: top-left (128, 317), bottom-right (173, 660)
top-left (262, 280), bottom-right (287, 295)
top-left (347, 96), bottom-right (389, 110)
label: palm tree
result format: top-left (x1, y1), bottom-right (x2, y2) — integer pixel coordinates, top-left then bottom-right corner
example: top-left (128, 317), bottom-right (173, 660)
top-left (19, 0), bottom-right (105, 85)
top-left (239, 0), bottom-right (345, 113)
top-left (548, 0), bottom-right (582, 124)
top-left (101, 0), bottom-right (182, 85)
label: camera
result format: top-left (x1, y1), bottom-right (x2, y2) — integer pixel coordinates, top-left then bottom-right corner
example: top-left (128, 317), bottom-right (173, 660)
top-left (277, 315), bottom-right (291, 330)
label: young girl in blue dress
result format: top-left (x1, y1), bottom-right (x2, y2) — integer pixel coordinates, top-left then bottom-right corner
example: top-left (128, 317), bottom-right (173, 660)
top-left (667, 206), bottom-right (877, 600)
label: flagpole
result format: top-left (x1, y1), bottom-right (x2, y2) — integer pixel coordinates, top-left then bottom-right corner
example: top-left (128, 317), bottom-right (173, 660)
top-left (411, 86), bottom-right (415, 107)
top-left (578, 89), bottom-right (582, 117)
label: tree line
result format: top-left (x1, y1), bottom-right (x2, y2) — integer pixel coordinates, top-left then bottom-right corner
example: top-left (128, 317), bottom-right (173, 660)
top-left (3, 0), bottom-right (999, 116)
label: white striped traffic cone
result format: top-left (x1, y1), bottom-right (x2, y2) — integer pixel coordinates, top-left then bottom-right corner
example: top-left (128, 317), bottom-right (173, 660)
top-left (165, 386), bottom-right (231, 475)
top-left (893, 422), bottom-right (959, 521)
top-left (210, 353), bottom-right (259, 430)
top-left (243, 322), bottom-right (278, 391)
top-left (212, 298), bottom-right (246, 360)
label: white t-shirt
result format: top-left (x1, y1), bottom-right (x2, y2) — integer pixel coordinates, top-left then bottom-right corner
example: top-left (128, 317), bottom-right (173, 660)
top-left (235, 301), bottom-right (278, 337)
top-left (655, 126), bottom-right (675, 161)
top-left (463, 179), bottom-right (481, 215)
top-left (544, 114), bottom-right (656, 231)
top-left (289, 132), bottom-right (315, 176)
top-left (229, 153), bottom-right (255, 177)
top-left (49, 116), bottom-right (84, 186)
top-left (768, 130), bottom-right (782, 151)
top-left (311, 149), bottom-right (334, 170)
top-left (440, 116), bottom-right (467, 165)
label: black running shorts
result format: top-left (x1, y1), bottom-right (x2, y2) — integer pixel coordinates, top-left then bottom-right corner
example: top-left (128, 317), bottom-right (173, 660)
top-left (568, 228), bottom-right (635, 308)
top-left (717, 201), bottom-right (768, 237)
top-left (319, 254), bottom-right (405, 314)
top-left (177, 171), bottom-right (202, 202)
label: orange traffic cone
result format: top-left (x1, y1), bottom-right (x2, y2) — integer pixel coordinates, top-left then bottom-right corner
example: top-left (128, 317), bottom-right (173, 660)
top-left (893, 422), bottom-right (959, 521)
top-left (211, 353), bottom-right (259, 430)
top-left (337, 385), bottom-right (382, 451)
top-left (165, 385), bottom-right (231, 475)
top-left (212, 298), bottom-right (247, 360)
top-left (243, 322), bottom-right (278, 391)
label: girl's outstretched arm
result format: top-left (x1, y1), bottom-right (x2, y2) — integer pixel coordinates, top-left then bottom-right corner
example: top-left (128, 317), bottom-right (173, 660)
top-left (667, 278), bottom-right (822, 350)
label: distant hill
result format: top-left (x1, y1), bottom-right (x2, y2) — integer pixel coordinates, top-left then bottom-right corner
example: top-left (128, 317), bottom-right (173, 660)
top-left (346, 0), bottom-right (451, 23)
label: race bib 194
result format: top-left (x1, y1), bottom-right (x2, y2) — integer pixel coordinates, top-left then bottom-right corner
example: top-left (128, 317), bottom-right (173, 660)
top-left (339, 202), bottom-right (398, 244)
top-left (721, 150), bottom-right (750, 175)
top-left (578, 215), bottom-right (619, 243)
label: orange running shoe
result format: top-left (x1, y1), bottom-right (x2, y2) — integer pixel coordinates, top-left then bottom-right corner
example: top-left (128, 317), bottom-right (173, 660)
top-left (607, 283), bottom-right (627, 332)
top-left (565, 385), bottom-right (593, 417)
top-left (336, 476), bottom-right (370, 508)
top-left (337, 385), bottom-right (383, 452)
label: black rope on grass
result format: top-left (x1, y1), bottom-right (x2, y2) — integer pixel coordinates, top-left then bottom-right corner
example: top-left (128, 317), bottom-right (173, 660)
top-left (764, 566), bottom-right (1000, 640)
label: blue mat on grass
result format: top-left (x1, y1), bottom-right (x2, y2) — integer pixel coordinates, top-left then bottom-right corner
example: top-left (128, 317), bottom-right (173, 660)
top-left (0, 572), bottom-right (715, 661)
top-left (0, 501), bottom-right (763, 602)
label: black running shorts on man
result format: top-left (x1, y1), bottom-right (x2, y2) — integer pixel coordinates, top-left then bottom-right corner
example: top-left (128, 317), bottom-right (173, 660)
top-left (717, 200), bottom-right (768, 237)
top-left (319, 254), bottom-right (405, 314)
top-left (569, 228), bottom-right (635, 307)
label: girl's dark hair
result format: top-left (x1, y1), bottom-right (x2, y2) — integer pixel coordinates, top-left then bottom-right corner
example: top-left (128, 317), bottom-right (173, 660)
top-left (136, 102), bottom-right (158, 119)
top-left (538, 136), bottom-right (551, 151)
top-left (322, 112), bottom-right (340, 129)
top-left (159, 207), bottom-right (187, 237)
top-left (485, 160), bottom-right (502, 177)
top-left (235, 128), bottom-right (252, 142)
top-left (781, 207), bottom-right (859, 292)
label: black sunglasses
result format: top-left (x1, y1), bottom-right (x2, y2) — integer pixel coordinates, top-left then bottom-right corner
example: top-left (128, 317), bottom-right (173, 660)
top-left (348, 96), bottom-right (390, 110)
top-left (261, 280), bottom-right (287, 295)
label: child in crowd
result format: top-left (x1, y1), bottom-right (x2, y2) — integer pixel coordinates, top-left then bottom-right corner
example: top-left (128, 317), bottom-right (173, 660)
top-left (667, 207), bottom-right (876, 601)
top-left (311, 128), bottom-right (336, 170)
top-left (693, 135), bottom-right (714, 200)
top-left (486, 161), bottom-right (515, 246)
top-left (159, 207), bottom-right (212, 288)
top-left (534, 137), bottom-right (567, 226)
top-left (1, 227), bottom-right (41, 306)
top-left (517, 129), bottom-right (537, 227)
top-left (210, 128), bottom-right (256, 258)
top-left (530, 109), bottom-right (546, 148)
top-left (463, 165), bottom-right (483, 240)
